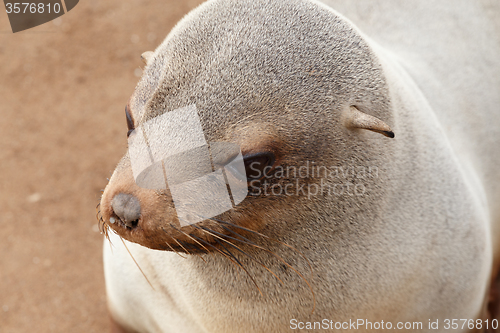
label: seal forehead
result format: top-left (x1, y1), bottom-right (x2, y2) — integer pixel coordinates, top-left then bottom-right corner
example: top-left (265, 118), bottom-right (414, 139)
top-left (133, 0), bottom-right (389, 141)
top-left (158, 0), bottom-right (376, 86)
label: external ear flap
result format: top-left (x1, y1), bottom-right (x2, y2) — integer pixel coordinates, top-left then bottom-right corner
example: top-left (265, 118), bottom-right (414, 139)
top-left (141, 51), bottom-right (154, 65)
top-left (343, 106), bottom-right (395, 138)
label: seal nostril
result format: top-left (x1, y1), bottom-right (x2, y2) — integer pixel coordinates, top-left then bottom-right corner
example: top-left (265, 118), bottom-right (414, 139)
top-left (111, 193), bottom-right (141, 229)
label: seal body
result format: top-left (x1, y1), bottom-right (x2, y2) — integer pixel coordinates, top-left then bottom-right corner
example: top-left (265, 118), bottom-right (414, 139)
top-left (100, 0), bottom-right (500, 332)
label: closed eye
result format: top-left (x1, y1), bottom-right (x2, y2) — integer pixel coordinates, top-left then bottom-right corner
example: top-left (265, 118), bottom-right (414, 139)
top-left (242, 152), bottom-right (276, 181)
top-left (125, 104), bottom-right (135, 137)
top-left (224, 152), bottom-right (276, 182)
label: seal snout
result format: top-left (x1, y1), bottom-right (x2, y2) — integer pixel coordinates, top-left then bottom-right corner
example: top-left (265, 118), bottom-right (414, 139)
top-left (111, 193), bottom-right (141, 228)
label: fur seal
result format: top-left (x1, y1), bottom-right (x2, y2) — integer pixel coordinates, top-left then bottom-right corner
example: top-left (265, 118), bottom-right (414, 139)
top-left (98, 0), bottom-right (500, 332)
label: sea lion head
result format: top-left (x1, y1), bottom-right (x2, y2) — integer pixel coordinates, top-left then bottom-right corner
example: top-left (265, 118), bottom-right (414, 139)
top-left (98, 0), bottom-right (394, 252)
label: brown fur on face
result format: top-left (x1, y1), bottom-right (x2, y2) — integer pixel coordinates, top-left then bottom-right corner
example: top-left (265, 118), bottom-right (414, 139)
top-left (99, 120), bottom-right (287, 252)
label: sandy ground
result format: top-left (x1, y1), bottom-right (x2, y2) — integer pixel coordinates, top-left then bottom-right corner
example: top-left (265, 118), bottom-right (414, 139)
top-left (0, 1), bottom-right (203, 331)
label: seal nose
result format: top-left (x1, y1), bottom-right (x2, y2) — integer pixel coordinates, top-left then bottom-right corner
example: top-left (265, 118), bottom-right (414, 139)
top-left (111, 193), bottom-right (141, 228)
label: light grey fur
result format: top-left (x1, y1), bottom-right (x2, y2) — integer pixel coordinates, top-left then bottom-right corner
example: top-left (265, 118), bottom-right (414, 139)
top-left (103, 0), bottom-right (500, 332)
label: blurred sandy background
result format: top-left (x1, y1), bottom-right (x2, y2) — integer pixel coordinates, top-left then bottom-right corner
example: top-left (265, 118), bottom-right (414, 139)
top-left (0, 1), bottom-right (203, 331)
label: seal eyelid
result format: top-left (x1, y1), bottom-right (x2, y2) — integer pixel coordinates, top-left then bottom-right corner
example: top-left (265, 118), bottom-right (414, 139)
top-left (125, 104), bottom-right (135, 137)
top-left (242, 152), bottom-right (276, 181)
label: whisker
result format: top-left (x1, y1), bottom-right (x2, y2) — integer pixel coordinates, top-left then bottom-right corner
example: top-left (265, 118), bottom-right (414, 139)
top-left (207, 218), bottom-right (315, 313)
top-left (211, 218), bottom-right (313, 277)
top-left (119, 236), bottom-right (155, 290)
top-left (95, 202), bottom-right (110, 241)
top-left (218, 224), bottom-right (305, 274)
top-left (171, 236), bottom-right (193, 254)
top-left (180, 240), bottom-right (208, 263)
top-left (209, 235), bottom-right (263, 297)
top-left (175, 237), bottom-right (208, 263)
top-left (162, 228), bottom-right (187, 259)
top-left (169, 224), bottom-right (212, 256)
top-left (104, 228), bottom-right (117, 254)
top-left (196, 225), bottom-right (283, 285)
top-left (193, 226), bottom-right (262, 296)
top-left (189, 233), bottom-right (242, 278)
